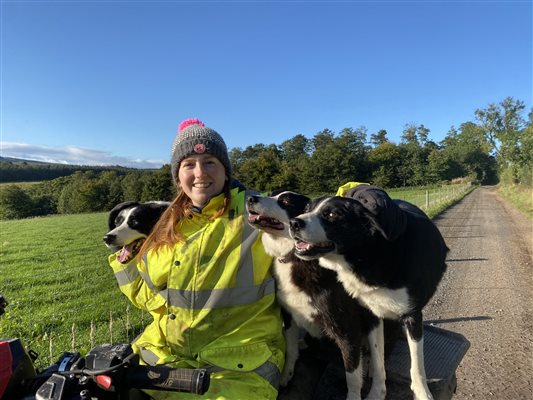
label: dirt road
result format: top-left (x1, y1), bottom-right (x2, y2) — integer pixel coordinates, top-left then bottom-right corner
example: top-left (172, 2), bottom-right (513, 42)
top-left (424, 186), bottom-right (533, 399)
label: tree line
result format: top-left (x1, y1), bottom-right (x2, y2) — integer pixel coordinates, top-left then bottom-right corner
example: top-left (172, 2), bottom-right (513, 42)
top-left (0, 160), bottom-right (134, 183)
top-left (1, 97), bottom-right (531, 220)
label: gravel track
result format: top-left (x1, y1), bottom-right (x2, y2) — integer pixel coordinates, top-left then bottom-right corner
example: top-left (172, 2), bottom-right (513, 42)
top-left (425, 186), bottom-right (533, 399)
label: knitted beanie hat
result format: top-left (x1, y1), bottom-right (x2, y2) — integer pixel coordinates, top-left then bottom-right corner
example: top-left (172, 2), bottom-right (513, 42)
top-left (171, 118), bottom-right (231, 183)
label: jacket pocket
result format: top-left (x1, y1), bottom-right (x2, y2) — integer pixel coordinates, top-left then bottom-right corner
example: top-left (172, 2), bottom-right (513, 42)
top-left (144, 291), bottom-right (167, 311)
top-left (199, 341), bottom-right (272, 372)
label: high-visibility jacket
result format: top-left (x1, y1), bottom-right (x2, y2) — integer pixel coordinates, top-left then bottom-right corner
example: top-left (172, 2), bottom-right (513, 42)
top-left (109, 186), bottom-right (285, 399)
top-left (335, 181), bottom-right (368, 197)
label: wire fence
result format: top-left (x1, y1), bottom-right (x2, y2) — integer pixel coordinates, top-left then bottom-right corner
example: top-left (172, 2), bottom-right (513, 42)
top-left (387, 182), bottom-right (473, 215)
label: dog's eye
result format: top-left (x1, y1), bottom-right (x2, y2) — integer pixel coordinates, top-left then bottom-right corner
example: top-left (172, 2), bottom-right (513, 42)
top-left (129, 218), bottom-right (138, 227)
top-left (323, 209), bottom-right (339, 220)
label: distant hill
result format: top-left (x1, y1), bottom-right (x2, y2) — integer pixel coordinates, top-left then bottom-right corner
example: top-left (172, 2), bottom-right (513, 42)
top-left (0, 156), bottom-right (55, 165)
top-left (0, 156), bottom-right (137, 183)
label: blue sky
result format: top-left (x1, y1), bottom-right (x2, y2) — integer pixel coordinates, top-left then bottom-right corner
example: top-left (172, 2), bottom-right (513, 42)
top-left (1, 0), bottom-right (531, 168)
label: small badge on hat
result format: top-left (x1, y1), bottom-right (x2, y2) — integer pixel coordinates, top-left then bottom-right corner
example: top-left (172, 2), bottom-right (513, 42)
top-left (194, 143), bottom-right (206, 154)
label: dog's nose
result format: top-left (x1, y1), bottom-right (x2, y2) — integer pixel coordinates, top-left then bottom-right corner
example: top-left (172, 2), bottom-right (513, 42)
top-left (103, 234), bottom-right (116, 245)
top-left (247, 195), bottom-right (258, 205)
top-left (290, 218), bottom-right (304, 232)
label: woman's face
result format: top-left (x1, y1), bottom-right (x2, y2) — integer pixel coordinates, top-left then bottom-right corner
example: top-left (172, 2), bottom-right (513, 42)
top-left (178, 154), bottom-right (227, 208)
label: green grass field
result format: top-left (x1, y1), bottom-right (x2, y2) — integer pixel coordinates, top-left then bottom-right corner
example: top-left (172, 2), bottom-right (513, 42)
top-left (0, 212), bottom-right (146, 368)
top-left (0, 183), bottom-right (472, 369)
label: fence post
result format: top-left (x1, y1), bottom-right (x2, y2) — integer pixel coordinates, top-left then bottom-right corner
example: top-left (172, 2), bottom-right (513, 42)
top-left (90, 320), bottom-right (95, 349)
top-left (425, 190), bottom-right (429, 209)
top-left (49, 334), bottom-right (53, 366)
top-left (109, 311), bottom-right (113, 344)
top-left (71, 323), bottom-right (76, 352)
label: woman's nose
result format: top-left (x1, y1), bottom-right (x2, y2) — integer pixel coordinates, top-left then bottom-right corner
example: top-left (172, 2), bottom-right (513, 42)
top-left (194, 163), bottom-right (207, 177)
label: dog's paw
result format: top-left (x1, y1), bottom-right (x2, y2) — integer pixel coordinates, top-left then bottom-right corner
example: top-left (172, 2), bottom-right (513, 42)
top-left (280, 368), bottom-right (294, 387)
top-left (364, 386), bottom-right (386, 400)
top-left (346, 392), bottom-right (362, 400)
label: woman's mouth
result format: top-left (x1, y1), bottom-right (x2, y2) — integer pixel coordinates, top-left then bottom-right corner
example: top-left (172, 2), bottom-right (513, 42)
top-left (193, 182), bottom-right (212, 189)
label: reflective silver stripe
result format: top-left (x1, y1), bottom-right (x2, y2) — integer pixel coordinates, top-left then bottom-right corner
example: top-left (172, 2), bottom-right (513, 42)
top-left (139, 347), bottom-right (160, 366)
top-left (206, 360), bottom-right (280, 388)
top-left (138, 270), bottom-right (158, 293)
top-left (167, 278), bottom-right (276, 309)
top-left (140, 253), bottom-right (165, 294)
top-left (254, 361), bottom-right (281, 389)
top-left (114, 263), bottom-right (140, 286)
top-left (237, 206), bottom-right (258, 287)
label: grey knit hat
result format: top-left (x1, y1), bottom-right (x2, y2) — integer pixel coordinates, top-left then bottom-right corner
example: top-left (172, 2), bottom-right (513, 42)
top-left (171, 118), bottom-right (231, 183)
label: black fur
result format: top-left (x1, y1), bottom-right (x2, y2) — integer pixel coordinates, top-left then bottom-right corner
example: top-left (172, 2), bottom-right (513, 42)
top-left (290, 186), bottom-right (448, 399)
top-left (247, 192), bottom-right (391, 397)
top-left (294, 194), bottom-right (448, 310)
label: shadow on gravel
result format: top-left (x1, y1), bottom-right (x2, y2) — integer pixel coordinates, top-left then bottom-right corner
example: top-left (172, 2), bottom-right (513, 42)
top-left (446, 258), bottom-right (489, 262)
top-left (442, 235), bottom-right (486, 238)
top-left (425, 316), bottom-right (493, 325)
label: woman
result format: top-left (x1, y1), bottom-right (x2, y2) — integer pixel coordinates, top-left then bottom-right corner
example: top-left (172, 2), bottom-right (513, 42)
top-left (109, 119), bottom-right (285, 399)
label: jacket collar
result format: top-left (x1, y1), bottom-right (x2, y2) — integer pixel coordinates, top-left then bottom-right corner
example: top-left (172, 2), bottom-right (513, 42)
top-left (190, 191), bottom-right (226, 217)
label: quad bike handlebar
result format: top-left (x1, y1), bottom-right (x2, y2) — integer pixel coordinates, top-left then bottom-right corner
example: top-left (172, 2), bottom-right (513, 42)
top-left (0, 295), bottom-right (210, 399)
top-left (29, 344), bottom-right (210, 399)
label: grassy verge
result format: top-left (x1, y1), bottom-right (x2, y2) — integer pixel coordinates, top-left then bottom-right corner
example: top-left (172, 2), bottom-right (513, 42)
top-left (0, 213), bottom-right (145, 369)
top-left (498, 184), bottom-right (533, 220)
top-left (387, 182), bottom-right (474, 219)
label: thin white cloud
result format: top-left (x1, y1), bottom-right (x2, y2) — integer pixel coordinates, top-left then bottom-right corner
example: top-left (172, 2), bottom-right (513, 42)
top-left (0, 142), bottom-right (164, 169)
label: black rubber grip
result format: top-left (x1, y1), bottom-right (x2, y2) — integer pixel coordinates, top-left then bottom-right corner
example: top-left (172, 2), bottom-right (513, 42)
top-left (128, 366), bottom-right (210, 395)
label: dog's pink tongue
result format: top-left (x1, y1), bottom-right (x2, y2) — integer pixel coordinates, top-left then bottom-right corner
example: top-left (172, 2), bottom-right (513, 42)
top-left (296, 241), bottom-right (312, 251)
top-left (117, 245), bottom-right (132, 263)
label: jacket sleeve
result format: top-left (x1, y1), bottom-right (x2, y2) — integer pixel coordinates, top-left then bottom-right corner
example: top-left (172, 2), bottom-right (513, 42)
top-left (108, 252), bottom-right (156, 310)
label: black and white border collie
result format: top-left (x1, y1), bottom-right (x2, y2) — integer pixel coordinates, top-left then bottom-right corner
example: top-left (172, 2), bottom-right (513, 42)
top-left (103, 201), bottom-right (170, 263)
top-left (247, 191), bottom-right (388, 400)
top-left (289, 185), bottom-right (448, 400)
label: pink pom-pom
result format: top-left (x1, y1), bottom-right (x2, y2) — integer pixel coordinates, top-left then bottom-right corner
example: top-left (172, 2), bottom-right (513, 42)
top-left (179, 118), bottom-right (205, 133)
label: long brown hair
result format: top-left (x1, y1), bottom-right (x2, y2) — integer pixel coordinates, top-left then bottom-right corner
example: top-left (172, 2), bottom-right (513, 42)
top-left (137, 178), bottom-right (232, 261)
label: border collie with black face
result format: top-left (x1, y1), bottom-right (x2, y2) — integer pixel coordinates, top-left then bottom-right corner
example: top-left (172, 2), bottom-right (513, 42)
top-left (289, 185), bottom-right (448, 400)
top-left (247, 191), bottom-right (387, 400)
top-left (103, 201), bottom-right (170, 263)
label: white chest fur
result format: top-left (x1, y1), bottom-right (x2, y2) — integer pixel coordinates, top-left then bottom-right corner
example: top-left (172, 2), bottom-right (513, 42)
top-left (273, 260), bottom-right (322, 338)
top-left (320, 256), bottom-right (412, 320)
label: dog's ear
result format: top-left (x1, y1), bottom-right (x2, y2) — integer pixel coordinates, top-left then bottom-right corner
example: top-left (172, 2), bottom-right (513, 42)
top-left (269, 189), bottom-right (287, 197)
top-left (108, 201), bottom-right (139, 229)
top-left (345, 186), bottom-right (406, 241)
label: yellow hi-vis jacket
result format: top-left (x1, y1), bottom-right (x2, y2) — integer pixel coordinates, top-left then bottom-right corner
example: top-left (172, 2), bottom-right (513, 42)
top-left (109, 187), bottom-right (284, 399)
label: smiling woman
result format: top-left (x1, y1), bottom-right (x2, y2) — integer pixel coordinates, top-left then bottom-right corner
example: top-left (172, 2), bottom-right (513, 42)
top-left (107, 119), bottom-right (285, 399)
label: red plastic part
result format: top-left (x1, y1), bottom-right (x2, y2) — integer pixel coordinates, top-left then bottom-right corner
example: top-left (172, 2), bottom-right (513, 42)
top-left (0, 341), bottom-right (13, 398)
top-left (96, 374), bottom-right (113, 390)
